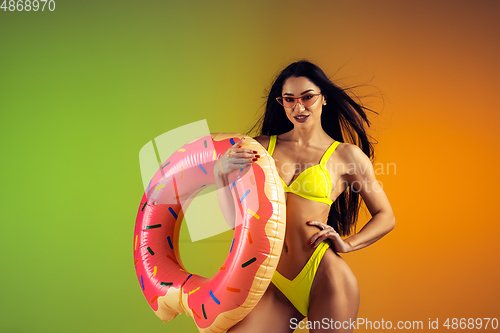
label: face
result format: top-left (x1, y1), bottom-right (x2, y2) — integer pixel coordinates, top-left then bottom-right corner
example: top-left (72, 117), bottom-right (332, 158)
top-left (280, 76), bottom-right (326, 127)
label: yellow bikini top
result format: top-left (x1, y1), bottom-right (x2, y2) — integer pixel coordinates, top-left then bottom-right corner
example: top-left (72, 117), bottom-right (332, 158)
top-left (268, 135), bottom-right (341, 206)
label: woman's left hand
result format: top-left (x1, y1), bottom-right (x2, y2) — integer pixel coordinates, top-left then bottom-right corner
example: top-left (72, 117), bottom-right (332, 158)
top-left (307, 221), bottom-right (353, 253)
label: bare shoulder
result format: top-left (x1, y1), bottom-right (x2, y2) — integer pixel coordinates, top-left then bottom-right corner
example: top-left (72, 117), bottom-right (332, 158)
top-left (329, 142), bottom-right (376, 185)
top-left (335, 142), bottom-right (370, 164)
top-left (253, 135), bottom-right (270, 150)
top-left (327, 142), bottom-right (372, 179)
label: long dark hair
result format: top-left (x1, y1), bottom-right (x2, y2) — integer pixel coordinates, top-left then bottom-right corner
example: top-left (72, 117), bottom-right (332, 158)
top-left (248, 60), bottom-right (377, 236)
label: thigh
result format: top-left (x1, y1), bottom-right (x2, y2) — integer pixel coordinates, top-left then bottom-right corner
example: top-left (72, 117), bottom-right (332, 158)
top-left (228, 282), bottom-right (304, 333)
top-left (308, 249), bottom-right (360, 333)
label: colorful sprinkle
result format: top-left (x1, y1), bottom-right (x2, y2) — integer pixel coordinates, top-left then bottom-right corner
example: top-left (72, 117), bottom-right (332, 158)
top-left (189, 287), bottom-right (200, 295)
top-left (145, 224), bottom-right (161, 229)
top-left (167, 236), bottom-right (173, 250)
top-left (141, 275), bottom-right (144, 290)
top-left (134, 235), bottom-right (138, 250)
top-left (178, 148), bottom-right (186, 152)
top-left (230, 138), bottom-right (235, 145)
top-left (147, 247), bottom-right (155, 255)
top-left (236, 191), bottom-right (245, 220)
top-left (226, 287), bottom-right (241, 293)
top-left (202, 304), bottom-right (207, 319)
top-left (134, 259), bottom-right (139, 265)
top-left (198, 163), bottom-right (207, 174)
top-left (230, 180), bottom-right (236, 190)
top-left (240, 189), bottom-right (250, 202)
top-left (213, 149), bottom-right (216, 160)
top-left (160, 282), bottom-right (173, 286)
top-left (209, 290), bottom-right (220, 305)
top-left (247, 208), bottom-right (260, 219)
top-left (186, 274), bottom-right (193, 282)
top-left (168, 207), bottom-right (178, 219)
top-left (151, 295), bottom-right (158, 304)
top-left (147, 180), bottom-right (151, 193)
top-left (141, 201), bottom-right (147, 211)
top-left (192, 308), bottom-right (201, 320)
top-left (155, 184), bottom-right (165, 191)
top-left (250, 175), bottom-right (255, 185)
top-left (167, 255), bottom-right (177, 264)
top-left (220, 267), bottom-right (226, 270)
top-left (230, 238), bottom-right (235, 253)
top-left (247, 230), bottom-right (253, 244)
top-left (172, 174), bottom-right (179, 203)
top-left (153, 266), bottom-right (157, 276)
top-left (242, 257), bottom-right (257, 268)
top-left (162, 161), bottom-right (170, 169)
top-left (204, 140), bottom-right (207, 148)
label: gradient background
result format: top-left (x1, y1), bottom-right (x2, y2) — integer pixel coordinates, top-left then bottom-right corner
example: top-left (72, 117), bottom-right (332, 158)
top-left (1, 1), bottom-right (499, 332)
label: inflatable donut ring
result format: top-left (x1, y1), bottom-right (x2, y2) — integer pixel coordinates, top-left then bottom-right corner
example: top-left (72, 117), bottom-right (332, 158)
top-left (133, 133), bottom-right (286, 333)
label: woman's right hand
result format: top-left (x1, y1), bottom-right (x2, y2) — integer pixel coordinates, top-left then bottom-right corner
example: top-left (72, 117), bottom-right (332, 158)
top-left (214, 137), bottom-right (260, 178)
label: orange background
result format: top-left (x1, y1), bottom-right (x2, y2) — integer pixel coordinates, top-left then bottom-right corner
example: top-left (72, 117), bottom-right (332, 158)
top-left (328, 2), bottom-right (500, 330)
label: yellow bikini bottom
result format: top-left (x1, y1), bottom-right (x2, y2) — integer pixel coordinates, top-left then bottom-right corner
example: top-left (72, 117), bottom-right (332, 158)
top-left (271, 241), bottom-right (330, 316)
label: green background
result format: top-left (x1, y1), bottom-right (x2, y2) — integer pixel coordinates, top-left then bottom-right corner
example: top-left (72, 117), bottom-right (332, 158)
top-left (2, 1), bottom-right (499, 332)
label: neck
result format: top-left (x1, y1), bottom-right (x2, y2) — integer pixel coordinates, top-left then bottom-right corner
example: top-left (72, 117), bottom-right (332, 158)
top-left (288, 124), bottom-right (329, 146)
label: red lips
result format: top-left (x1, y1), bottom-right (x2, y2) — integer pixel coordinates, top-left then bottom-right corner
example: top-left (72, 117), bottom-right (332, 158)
top-left (294, 115), bottom-right (309, 123)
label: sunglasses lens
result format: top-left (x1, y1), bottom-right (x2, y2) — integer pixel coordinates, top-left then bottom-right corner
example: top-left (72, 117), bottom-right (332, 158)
top-left (283, 97), bottom-right (296, 108)
top-left (302, 94), bottom-right (320, 107)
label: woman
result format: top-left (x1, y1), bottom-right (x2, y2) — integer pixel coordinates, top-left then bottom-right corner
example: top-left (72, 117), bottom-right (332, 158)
top-left (215, 60), bottom-right (395, 332)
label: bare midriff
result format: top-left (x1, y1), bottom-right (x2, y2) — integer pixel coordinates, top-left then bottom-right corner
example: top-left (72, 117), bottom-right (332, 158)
top-left (275, 192), bottom-right (336, 281)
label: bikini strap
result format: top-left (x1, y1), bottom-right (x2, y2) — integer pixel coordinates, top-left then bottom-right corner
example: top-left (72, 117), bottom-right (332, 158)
top-left (268, 135), bottom-right (277, 156)
top-left (320, 141), bottom-right (341, 166)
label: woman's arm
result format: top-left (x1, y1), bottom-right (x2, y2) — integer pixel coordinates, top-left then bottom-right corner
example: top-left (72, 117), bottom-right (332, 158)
top-left (308, 143), bottom-right (396, 252)
top-left (342, 144), bottom-right (395, 251)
